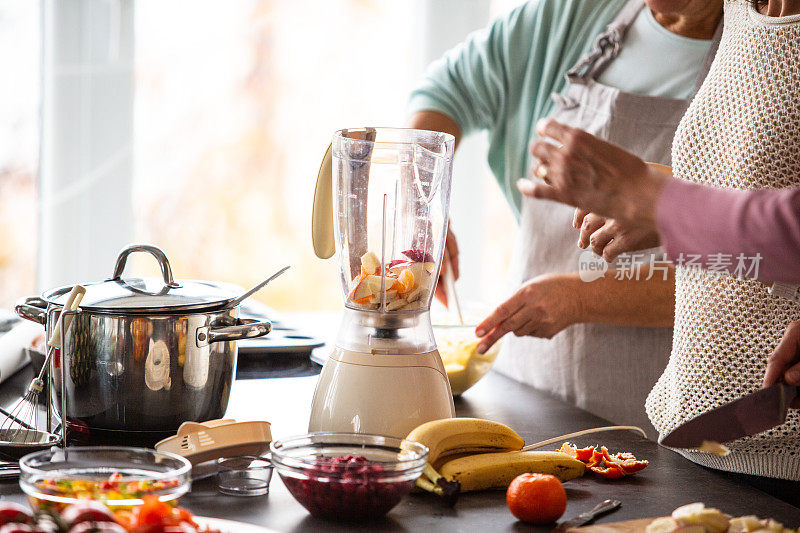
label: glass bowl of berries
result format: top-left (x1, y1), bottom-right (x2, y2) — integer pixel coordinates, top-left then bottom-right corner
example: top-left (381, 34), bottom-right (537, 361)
top-left (270, 432), bottom-right (428, 521)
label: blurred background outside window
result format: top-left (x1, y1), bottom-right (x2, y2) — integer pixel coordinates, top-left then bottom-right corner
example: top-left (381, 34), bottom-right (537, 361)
top-left (1, 0), bottom-right (525, 318)
top-left (0, 2), bottom-right (40, 309)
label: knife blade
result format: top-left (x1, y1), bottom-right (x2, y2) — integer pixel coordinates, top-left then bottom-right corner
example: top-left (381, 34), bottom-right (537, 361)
top-left (660, 382), bottom-right (799, 449)
top-left (552, 499), bottom-right (621, 532)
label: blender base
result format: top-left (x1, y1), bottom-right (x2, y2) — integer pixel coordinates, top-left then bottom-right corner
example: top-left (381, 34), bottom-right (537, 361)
top-left (308, 347), bottom-right (455, 438)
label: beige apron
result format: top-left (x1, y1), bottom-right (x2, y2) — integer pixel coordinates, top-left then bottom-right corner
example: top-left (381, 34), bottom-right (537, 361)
top-left (493, 0), bottom-right (721, 439)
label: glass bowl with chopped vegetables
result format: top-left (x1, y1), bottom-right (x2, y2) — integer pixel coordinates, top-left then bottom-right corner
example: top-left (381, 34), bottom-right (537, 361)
top-left (19, 447), bottom-right (191, 513)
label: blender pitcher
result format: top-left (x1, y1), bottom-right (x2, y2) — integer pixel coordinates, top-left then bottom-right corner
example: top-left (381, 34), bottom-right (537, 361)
top-left (309, 127), bottom-right (456, 438)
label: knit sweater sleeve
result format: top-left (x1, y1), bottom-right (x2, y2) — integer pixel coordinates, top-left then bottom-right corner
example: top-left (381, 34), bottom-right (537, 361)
top-left (656, 179), bottom-right (800, 283)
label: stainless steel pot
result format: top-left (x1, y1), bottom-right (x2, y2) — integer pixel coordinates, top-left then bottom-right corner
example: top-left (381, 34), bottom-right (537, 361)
top-left (15, 244), bottom-right (271, 433)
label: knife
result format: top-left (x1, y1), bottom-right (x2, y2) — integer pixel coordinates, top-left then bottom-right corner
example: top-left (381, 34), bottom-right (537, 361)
top-left (553, 499), bottom-right (621, 532)
top-left (660, 382), bottom-right (799, 449)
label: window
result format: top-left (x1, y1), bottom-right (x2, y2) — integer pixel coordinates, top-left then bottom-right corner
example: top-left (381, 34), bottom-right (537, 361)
top-left (34, 0), bottom-right (522, 318)
top-left (133, 1), bottom-right (425, 311)
top-left (0, 3), bottom-right (40, 308)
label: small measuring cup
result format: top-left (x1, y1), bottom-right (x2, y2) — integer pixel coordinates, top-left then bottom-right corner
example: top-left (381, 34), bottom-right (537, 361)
top-left (216, 456), bottom-right (273, 496)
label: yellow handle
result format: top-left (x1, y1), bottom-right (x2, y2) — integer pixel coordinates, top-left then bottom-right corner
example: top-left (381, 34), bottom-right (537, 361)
top-left (311, 143), bottom-right (335, 259)
top-left (48, 285), bottom-right (86, 350)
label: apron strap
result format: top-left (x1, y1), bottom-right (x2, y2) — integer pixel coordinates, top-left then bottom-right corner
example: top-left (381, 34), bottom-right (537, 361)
top-left (692, 19), bottom-right (724, 94)
top-left (566, 0), bottom-right (644, 83)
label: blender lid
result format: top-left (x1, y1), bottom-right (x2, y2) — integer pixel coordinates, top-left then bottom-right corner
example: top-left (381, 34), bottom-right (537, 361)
top-left (42, 278), bottom-right (238, 313)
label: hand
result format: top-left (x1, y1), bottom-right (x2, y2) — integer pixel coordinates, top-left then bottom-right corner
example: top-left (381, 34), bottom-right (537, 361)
top-left (474, 273), bottom-right (581, 353)
top-left (519, 119), bottom-right (671, 225)
top-left (575, 209), bottom-right (661, 262)
top-left (435, 222), bottom-right (460, 307)
top-left (763, 320), bottom-right (800, 408)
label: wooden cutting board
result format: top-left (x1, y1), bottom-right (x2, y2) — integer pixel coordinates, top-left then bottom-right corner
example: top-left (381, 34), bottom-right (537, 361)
top-left (568, 518), bottom-right (661, 533)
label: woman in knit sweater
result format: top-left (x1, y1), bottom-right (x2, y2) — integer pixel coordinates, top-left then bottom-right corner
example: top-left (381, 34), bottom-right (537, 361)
top-left (518, 0), bottom-right (800, 486)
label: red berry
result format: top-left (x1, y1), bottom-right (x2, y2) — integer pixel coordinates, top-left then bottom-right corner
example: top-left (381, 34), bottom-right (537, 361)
top-left (282, 455), bottom-right (413, 521)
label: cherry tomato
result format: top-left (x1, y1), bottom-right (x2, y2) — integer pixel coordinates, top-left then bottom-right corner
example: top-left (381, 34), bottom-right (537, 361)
top-left (0, 503), bottom-right (32, 526)
top-left (175, 509), bottom-right (197, 528)
top-left (113, 510), bottom-right (136, 531)
top-left (134, 497), bottom-right (173, 526)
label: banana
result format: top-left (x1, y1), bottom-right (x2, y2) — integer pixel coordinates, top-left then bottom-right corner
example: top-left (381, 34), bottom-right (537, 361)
top-left (431, 451), bottom-right (476, 471)
top-left (405, 418), bottom-right (526, 505)
top-left (437, 450), bottom-right (585, 492)
top-left (405, 418), bottom-right (525, 465)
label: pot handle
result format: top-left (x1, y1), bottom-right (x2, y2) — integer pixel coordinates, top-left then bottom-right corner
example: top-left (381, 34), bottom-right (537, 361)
top-left (15, 296), bottom-right (48, 326)
top-left (111, 244), bottom-right (180, 288)
top-left (197, 318), bottom-right (272, 346)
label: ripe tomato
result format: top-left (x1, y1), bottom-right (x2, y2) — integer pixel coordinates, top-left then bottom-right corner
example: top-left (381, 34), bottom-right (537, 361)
top-left (135, 497), bottom-right (174, 526)
top-left (113, 510), bottom-right (136, 530)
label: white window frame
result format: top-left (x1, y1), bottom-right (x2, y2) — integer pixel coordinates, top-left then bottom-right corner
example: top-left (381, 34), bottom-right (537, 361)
top-left (39, 0), bottom-right (134, 290)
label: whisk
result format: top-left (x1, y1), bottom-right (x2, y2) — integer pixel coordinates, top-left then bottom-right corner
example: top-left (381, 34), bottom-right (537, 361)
top-left (1, 285), bottom-right (85, 443)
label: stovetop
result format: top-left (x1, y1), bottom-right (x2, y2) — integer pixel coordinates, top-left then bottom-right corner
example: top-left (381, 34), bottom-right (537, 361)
top-left (235, 300), bottom-right (324, 380)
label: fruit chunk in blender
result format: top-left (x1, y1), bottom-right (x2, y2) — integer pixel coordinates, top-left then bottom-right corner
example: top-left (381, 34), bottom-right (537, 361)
top-left (348, 250), bottom-right (436, 311)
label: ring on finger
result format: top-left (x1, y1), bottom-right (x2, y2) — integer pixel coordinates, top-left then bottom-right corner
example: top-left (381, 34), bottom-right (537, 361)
top-left (535, 164), bottom-right (551, 185)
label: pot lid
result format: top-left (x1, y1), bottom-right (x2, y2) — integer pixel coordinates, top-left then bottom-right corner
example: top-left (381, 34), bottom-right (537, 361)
top-left (43, 278), bottom-right (239, 313)
top-left (41, 244), bottom-right (241, 313)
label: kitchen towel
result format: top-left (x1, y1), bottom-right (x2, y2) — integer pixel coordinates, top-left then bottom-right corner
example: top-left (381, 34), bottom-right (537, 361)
top-left (0, 318), bottom-right (41, 383)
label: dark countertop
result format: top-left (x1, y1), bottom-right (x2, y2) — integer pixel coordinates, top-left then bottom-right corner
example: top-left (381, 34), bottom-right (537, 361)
top-left (188, 371), bottom-right (800, 531)
top-left (1, 366), bottom-right (799, 531)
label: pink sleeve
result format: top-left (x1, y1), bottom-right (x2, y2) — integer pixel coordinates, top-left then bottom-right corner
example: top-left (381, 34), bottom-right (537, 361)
top-left (656, 180), bottom-right (800, 283)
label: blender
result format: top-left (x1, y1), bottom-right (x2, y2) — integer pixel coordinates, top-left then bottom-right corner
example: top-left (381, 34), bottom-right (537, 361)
top-left (309, 127), bottom-right (456, 438)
